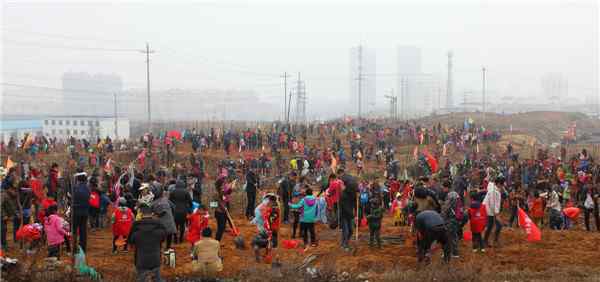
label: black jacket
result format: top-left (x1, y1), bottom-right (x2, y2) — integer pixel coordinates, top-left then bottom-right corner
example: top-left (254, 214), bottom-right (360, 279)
top-left (128, 218), bottom-right (167, 270)
top-left (169, 183), bottom-right (192, 216)
top-left (278, 177), bottom-right (295, 201)
top-left (246, 170), bottom-right (259, 194)
top-left (415, 210), bottom-right (445, 232)
top-left (73, 182), bottom-right (90, 216)
top-left (340, 174), bottom-right (358, 219)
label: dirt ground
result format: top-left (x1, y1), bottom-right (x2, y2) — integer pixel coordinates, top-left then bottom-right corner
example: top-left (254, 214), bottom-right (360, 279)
top-left (5, 208), bottom-right (600, 281)
top-left (4, 120), bottom-right (600, 281)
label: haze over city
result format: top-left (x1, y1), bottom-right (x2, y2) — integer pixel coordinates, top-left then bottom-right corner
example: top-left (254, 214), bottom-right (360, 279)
top-left (2, 0), bottom-right (598, 121)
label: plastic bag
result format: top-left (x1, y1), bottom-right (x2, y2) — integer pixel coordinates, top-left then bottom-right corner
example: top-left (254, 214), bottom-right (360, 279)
top-left (75, 246), bottom-right (101, 281)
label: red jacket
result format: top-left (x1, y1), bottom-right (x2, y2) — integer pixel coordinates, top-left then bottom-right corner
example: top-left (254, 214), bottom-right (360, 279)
top-left (112, 207), bottom-right (134, 237)
top-left (186, 211), bottom-right (209, 245)
top-left (469, 203), bottom-right (487, 233)
top-left (326, 179), bottom-right (342, 208)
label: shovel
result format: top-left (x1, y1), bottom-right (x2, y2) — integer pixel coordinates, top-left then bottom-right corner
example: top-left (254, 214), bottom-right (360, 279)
top-left (264, 236), bottom-right (273, 264)
top-left (224, 207), bottom-right (245, 249)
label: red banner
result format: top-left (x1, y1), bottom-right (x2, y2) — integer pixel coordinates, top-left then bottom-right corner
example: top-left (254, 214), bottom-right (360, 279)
top-left (518, 207), bottom-right (541, 242)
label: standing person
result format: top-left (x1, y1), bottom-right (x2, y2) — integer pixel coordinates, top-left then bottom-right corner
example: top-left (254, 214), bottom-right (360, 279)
top-left (186, 204), bottom-right (210, 248)
top-left (245, 168), bottom-right (260, 220)
top-left (88, 178), bottom-right (101, 231)
top-left (1, 186), bottom-right (17, 250)
top-left (170, 180), bottom-right (193, 244)
top-left (415, 210), bottom-right (451, 264)
top-left (289, 187), bottom-right (318, 248)
top-left (508, 184), bottom-right (524, 228)
top-left (441, 189), bottom-right (461, 258)
top-left (152, 190), bottom-right (177, 250)
top-left (213, 177), bottom-right (228, 241)
top-left (547, 186), bottom-right (563, 230)
top-left (366, 198), bottom-right (384, 248)
top-left (43, 205), bottom-right (68, 259)
top-left (72, 170), bottom-right (90, 253)
top-left (129, 204), bottom-right (167, 282)
top-left (47, 163), bottom-right (60, 199)
top-left (339, 168), bottom-right (358, 252)
top-left (468, 197), bottom-right (487, 253)
top-left (483, 176), bottom-right (504, 248)
top-left (111, 198), bottom-right (134, 254)
top-left (278, 172), bottom-right (296, 224)
top-left (582, 185), bottom-right (600, 232)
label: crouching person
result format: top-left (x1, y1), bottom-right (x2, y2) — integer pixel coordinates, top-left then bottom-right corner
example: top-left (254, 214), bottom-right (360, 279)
top-left (415, 210), bottom-right (451, 264)
top-left (191, 227), bottom-right (223, 278)
top-left (251, 230), bottom-right (270, 262)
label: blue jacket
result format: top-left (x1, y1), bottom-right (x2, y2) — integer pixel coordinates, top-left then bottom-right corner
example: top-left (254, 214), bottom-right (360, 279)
top-left (73, 182), bottom-right (91, 216)
top-left (289, 195), bottom-right (318, 223)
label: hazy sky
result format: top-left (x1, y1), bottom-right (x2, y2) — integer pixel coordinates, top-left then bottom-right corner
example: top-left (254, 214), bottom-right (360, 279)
top-left (2, 0), bottom-right (598, 118)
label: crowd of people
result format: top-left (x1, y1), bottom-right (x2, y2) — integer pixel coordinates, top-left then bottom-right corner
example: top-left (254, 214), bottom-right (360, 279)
top-left (1, 118), bottom-right (599, 281)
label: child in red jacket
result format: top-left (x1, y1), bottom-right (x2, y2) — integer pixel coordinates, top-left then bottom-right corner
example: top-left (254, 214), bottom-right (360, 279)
top-left (186, 204), bottom-right (210, 249)
top-left (111, 198), bottom-right (134, 254)
top-left (468, 200), bottom-right (487, 253)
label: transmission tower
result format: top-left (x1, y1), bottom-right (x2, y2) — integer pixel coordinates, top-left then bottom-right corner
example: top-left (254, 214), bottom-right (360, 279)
top-left (384, 88), bottom-right (397, 120)
top-left (356, 45), bottom-right (364, 119)
top-left (295, 72), bottom-right (307, 124)
top-left (446, 51), bottom-right (453, 110)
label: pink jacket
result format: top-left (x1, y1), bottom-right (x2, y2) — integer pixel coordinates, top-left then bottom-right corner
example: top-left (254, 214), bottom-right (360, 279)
top-left (44, 214), bottom-right (67, 246)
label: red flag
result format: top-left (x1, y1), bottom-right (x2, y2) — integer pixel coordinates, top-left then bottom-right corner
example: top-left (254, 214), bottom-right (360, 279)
top-left (518, 207), bottom-right (541, 242)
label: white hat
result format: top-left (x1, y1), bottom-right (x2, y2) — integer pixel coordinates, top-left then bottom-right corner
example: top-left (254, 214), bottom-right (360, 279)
top-left (139, 183), bottom-right (150, 191)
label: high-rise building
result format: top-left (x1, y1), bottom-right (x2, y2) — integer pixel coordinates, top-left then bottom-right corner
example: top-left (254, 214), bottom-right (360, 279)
top-left (540, 73), bottom-right (568, 104)
top-left (62, 72), bottom-right (123, 116)
top-left (349, 45), bottom-right (376, 117)
top-left (397, 46), bottom-right (422, 118)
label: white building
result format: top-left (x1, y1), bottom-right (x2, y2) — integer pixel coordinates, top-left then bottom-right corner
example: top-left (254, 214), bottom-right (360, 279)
top-left (0, 119), bottom-right (43, 143)
top-left (0, 115), bottom-right (130, 142)
top-left (42, 116), bottom-right (130, 141)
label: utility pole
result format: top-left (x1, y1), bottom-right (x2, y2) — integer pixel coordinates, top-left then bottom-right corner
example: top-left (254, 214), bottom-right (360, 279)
top-left (482, 66), bottom-right (486, 121)
top-left (356, 45), bottom-right (363, 119)
top-left (384, 89), bottom-right (397, 120)
top-left (446, 51), bottom-right (453, 110)
top-left (281, 72), bottom-right (290, 123)
top-left (140, 42), bottom-right (155, 133)
top-left (287, 74), bottom-right (296, 125)
top-left (113, 92), bottom-right (118, 139)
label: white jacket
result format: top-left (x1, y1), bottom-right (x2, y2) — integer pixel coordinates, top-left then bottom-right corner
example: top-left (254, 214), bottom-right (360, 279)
top-left (483, 182), bottom-right (502, 216)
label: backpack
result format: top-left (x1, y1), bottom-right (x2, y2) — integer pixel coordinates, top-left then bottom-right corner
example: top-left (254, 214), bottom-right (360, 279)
top-left (360, 191), bottom-right (369, 205)
top-left (89, 191), bottom-right (100, 209)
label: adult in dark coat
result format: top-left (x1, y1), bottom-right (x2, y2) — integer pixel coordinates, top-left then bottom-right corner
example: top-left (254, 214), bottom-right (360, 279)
top-left (339, 169), bottom-right (357, 251)
top-left (415, 210), bottom-right (450, 263)
top-left (245, 169), bottom-right (260, 219)
top-left (129, 205), bottom-right (167, 282)
top-left (278, 172), bottom-right (296, 224)
top-left (169, 180), bottom-right (192, 244)
top-left (72, 170), bottom-right (90, 253)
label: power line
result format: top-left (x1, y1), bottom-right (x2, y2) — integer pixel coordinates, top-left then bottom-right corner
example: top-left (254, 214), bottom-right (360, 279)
top-left (3, 39), bottom-right (141, 52)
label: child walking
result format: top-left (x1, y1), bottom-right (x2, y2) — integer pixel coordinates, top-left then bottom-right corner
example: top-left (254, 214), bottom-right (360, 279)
top-left (468, 199), bottom-right (487, 253)
top-left (367, 198), bottom-right (384, 248)
top-left (43, 205), bottom-right (68, 259)
top-left (111, 198), bottom-right (134, 254)
top-left (289, 187), bottom-right (318, 248)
